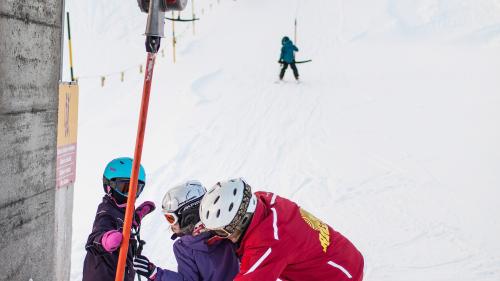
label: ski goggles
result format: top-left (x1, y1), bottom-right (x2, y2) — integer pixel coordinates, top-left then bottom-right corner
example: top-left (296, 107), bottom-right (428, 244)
top-left (162, 199), bottom-right (201, 225)
top-left (163, 210), bottom-right (180, 225)
top-left (109, 178), bottom-right (145, 197)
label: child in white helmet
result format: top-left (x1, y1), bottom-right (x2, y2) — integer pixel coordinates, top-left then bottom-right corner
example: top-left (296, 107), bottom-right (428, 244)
top-left (133, 180), bottom-right (239, 281)
top-left (199, 178), bottom-right (364, 281)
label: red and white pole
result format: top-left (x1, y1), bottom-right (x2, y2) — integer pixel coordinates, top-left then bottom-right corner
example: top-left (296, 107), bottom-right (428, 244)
top-left (114, 51), bottom-right (157, 281)
top-left (114, 0), bottom-right (164, 280)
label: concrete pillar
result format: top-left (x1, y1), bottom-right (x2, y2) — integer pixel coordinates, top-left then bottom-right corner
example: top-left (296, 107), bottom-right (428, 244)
top-left (0, 0), bottom-right (71, 280)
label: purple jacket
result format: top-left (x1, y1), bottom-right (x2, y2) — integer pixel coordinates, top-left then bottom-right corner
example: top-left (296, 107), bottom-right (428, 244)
top-left (155, 231), bottom-right (239, 281)
top-left (82, 196), bottom-right (137, 281)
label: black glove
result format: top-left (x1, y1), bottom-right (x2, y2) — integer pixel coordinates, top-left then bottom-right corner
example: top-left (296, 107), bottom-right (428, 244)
top-left (133, 255), bottom-right (157, 280)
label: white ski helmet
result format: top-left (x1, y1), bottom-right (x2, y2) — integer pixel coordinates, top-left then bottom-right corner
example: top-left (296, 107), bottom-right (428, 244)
top-left (200, 178), bottom-right (257, 237)
top-left (162, 180), bottom-right (206, 233)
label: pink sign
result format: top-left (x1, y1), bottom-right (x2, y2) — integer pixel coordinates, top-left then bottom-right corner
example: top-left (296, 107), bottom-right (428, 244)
top-left (56, 143), bottom-right (77, 188)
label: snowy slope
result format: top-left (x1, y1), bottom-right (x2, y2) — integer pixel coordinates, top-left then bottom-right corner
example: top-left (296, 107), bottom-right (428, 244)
top-left (66, 0), bottom-right (500, 280)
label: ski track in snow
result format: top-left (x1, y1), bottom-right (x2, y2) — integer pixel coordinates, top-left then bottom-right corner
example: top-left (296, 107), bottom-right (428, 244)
top-left (66, 0), bottom-right (500, 280)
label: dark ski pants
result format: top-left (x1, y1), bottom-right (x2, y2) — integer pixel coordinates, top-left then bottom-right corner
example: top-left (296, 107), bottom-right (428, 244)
top-left (280, 62), bottom-right (299, 80)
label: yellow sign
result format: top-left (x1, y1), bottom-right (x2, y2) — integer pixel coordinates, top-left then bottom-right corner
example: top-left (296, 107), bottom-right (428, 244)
top-left (56, 83), bottom-right (79, 188)
top-left (300, 208), bottom-right (331, 253)
top-left (57, 83), bottom-right (79, 146)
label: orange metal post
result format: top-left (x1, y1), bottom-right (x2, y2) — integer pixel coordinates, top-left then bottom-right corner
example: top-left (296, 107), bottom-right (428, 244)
top-left (114, 51), bottom-right (157, 281)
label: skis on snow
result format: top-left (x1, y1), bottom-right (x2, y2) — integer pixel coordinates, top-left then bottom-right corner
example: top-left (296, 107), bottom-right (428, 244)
top-left (294, 59), bottom-right (312, 64)
top-left (277, 59), bottom-right (312, 64)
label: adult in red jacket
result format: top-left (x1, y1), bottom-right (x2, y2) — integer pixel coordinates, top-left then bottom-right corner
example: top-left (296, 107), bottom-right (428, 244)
top-left (199, 178), bottom-right (364, 281)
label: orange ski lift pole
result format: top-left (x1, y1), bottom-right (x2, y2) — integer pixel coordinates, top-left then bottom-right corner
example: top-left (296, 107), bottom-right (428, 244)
top-left (114, 0), bottom-right (165, 280)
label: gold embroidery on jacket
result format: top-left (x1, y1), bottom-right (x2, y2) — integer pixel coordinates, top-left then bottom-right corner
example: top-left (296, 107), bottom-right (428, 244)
top-left (300, 208), bottom-right (330, 252)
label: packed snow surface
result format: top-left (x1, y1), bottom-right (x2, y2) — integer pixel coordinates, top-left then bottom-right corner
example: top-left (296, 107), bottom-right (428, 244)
top-left (65, 0), bottom-right (500, 280)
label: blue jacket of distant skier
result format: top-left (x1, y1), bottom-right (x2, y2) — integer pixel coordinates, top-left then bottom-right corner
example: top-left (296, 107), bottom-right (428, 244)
top-left (280, 37), bottom-right (299, 64)
top-left (154, 231), bottom-right (239, 281)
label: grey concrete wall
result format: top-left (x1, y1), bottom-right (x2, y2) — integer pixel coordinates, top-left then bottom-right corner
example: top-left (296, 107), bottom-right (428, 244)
top-left (54, 184), bottom-right (73, 281)
top-left (0, 0), bottom-right (70, 280)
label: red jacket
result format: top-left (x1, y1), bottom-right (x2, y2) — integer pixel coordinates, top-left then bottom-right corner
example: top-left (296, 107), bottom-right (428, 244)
top-left (235, 192), bottom-right (364, 281)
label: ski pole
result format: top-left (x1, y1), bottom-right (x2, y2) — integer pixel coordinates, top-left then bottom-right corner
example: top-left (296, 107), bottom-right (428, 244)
top-left (192, 0), bottom-right (196, 35)
top-left (294, 18), bottom-right (297, 44)
top-left (134, 224), bottom-right (146, 281)
top-left (66, 12), bottom-right (75, 82)
top-left (172, 11), bottom-right (176, 63)
top-left (114, 0), bottom-right (164, 280)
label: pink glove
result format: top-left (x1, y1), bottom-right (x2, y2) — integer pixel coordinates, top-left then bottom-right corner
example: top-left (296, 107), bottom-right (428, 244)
top-left (101, 230), bottom-right (123, 252)
top-left (134, 201), bottom-right (156, 227)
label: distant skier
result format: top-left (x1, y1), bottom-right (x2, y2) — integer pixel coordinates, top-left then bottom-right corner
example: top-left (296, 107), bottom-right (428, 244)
top-left (279, 36), bottom-right (300, 81)
top-left (200, 178), bottom-right (365, 281)
top-left (82, 157), bottom-right (155, 281)
top-left (132, 180), bottom-right (239, 281)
